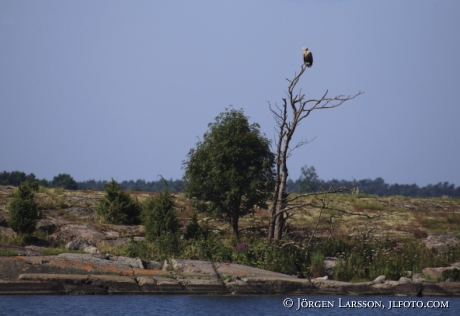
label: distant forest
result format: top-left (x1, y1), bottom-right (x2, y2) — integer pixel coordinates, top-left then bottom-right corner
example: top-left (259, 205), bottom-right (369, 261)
top-left (1, 170), bottom-right (459, 198)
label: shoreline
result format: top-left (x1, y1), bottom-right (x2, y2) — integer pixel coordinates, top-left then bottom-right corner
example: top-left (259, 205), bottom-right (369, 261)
top-left (1, 254), bottom-right (460, 296)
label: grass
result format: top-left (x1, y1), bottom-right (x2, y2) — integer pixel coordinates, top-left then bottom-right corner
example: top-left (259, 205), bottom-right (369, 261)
top-left (0, 249), bottom-right (19, 256)
top-left (1, 185), bottom-right (460, 282)
top-left (42, 248), bottom-right (87, 255)
top-left (36, 189), bottom-right (70, 210)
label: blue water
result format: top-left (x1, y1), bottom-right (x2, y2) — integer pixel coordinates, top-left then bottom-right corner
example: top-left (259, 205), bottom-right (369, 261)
top-left (0, 295), bottom-right (459, 316)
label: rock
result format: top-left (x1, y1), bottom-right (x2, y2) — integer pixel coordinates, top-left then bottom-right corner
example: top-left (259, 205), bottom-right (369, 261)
top-left (109, 256), bottom-right (144, 269)
top-left (437, 282), bottom-right (460, 295)
top-left (215, 262), bottom-right (313, 294)
top-left (36, 219), bottom-right (56, 234)
top-left (398, 277), bottom-right (412, 283)
top-left (0, 279), bottom-right (63, 295)
top-left (422, 283), bottom-right (447, 296)
top-left (421, 267), bottom-right (447, 281)
top-left (0, 226), bottom-right (15, 237)
top-left (0, 244), bottom-right (43, 256)
top-left (312, 279), bottom-right (381, 295)
top-left (424, 232), bottom-right (459, 251)
top-left (66, 206), bottom-right (96, 220)
top-left (155, 276), bottom-right (187, 293)
top-left (103, 230), bottom-right (120, 240)
top-left (393, 282), bottom-right (422, 296)
top-left (171, 259), bottom-right (227, 293)
top-left (18, 273), bottom-right (88, 285)
top-left (172, 259), bottom-right (216, 275)
top-left (137, 276), bottom-right (156, 286)
top-left (137, 276), bottom-right (161, 293)
top-left (51, 224), bottom-right (104, 244)
top-left (143, 260), bottom-right (163, 270)
top-left (84, 246), bottom-right (100, 254)
top-left (411, 273), bottom-right (425, 283)
top-left (373, 275), bottom-right (386, 283)
top-left (66, 239), bottom-right (95, 251)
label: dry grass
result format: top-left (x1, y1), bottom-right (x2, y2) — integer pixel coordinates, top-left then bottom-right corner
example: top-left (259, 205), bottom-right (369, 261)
top-left (1, 186), bottom-right (460, 244)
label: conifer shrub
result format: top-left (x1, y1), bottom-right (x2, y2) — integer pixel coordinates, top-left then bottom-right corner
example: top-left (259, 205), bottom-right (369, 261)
top-left (8, 181), bottom-right (39, 237)
top-left (142, 185), bottom-right (180, 239)
top-left (96, 179), bottom-right (141, 225)
top-left (184, 212), bottom-right (210, 240)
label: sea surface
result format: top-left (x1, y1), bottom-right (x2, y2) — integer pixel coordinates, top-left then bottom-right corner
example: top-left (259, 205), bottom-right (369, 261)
top-left (0, 295), bottom-right (459, 316)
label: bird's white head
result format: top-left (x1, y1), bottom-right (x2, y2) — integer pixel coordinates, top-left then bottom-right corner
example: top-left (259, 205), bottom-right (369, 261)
top-left (302, 47), bottom-right (308, 51)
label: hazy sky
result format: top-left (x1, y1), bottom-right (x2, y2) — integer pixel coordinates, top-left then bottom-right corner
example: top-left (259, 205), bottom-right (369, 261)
top-left (1, 1), bottom-right (459, 186)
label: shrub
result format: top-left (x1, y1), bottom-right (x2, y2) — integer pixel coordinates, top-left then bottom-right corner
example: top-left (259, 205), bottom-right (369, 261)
top-left (8, 181), bottom-right (39, 236)
top-left (442, 268), bottom-right (460, 282)
top-left (309, 251), bottom-right (325, 278)
top-left (184, 212), bottom-right (210, 240)
top-left (142, 184), bottom-right (180, 242)
top-left (96, 179), bottom-right (141, 225)
top-left (122, 238), bottom-right (155, 259)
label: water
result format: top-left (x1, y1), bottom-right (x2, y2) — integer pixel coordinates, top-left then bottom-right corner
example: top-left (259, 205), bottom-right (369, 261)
top-left (0, 295), bottom-right (459, 316)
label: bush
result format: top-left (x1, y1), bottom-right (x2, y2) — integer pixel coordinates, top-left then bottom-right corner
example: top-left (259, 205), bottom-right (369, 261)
top-left (184, 212), bottom-right (210, 240)
top-left (142, 185), bottom-right (180, 242)
top-left (96, 179), bottom-right (141, 225)
top-left (8, 181), bottom-right (39, 236)
top-left (442, 268), bottom-right (460, 282)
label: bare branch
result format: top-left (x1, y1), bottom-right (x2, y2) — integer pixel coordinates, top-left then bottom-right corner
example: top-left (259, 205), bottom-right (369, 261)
top-left (267, 62), bottom-right (363, 241)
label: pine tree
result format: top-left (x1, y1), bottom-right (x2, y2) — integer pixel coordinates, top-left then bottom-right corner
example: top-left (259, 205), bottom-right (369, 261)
top-left (8, 181), bottom-right (39, 236)
top-left (96, 179), bottom-right (141, 225)
top-left (142, 184), bottom-right (180, 242)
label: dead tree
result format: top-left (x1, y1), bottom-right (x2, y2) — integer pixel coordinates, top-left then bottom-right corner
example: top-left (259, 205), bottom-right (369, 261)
top-left (267, 64), bottom-right (363, 241)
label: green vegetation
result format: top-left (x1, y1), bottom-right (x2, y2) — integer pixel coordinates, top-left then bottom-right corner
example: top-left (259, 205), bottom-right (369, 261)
top-left (42, 248), bottom-right (86, 256)
top-left (0, 249), bottom-right (19, 256)
top-left (442, 268), bottom-right (460, 282)
top-left (8, 181), bottom-right (39, 237)
top-left (184, 212), bottom-right (210, 240)
top-left (37, 187), bottom-right (70, 210)
top-left (183, 108), bottom-right (274, 236)
top-left (51, 173), bottom-right (79, 190)
top-left (142, 184), bottom-right (180, 241)
top-left (96, 179), bottom-right (142, 225)
top-left (1, 175), bottom-right (460, 282)
top-left (2, 169), bottom-right (459, 198)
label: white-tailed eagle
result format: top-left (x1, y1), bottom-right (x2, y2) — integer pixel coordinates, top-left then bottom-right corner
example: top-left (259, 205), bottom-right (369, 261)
top-left (302, 47), bottom-right (313, 67)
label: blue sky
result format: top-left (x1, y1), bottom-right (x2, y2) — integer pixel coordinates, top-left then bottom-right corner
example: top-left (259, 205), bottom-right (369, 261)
top-left (1, 0), bottom-right (459, 186)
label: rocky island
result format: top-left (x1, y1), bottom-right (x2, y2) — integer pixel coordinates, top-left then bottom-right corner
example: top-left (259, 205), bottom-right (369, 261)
top-left (1, 185), bottom-right (460, 296)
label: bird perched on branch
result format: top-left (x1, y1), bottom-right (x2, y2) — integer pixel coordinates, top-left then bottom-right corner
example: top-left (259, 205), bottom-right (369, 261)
top-left (302, 47), bottom-right (313, 67)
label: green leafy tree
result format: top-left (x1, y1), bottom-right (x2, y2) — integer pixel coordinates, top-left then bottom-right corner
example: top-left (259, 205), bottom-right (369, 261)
top-left (96, 179), bottom-right (141, 225)
top-left (51, 173), bottom-right (79, 190)
top-left (8, 181), bottom-right (39, 236)
top-left (296, 165), bottom-right (320, 192)
top-left (142, 184), bottom-right (180, 242)
top-left (0, 171), bottom-right (37, 186)
top-left (183, 108), bottom-right (274, 237)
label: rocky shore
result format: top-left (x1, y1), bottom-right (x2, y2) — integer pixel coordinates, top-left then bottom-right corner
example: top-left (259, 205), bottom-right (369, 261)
top-left (1, 251), bottom-right (460, 296)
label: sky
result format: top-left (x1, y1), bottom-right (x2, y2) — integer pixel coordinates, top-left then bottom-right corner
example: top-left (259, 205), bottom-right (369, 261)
top-left (1, 0), bottom-right (459, 187)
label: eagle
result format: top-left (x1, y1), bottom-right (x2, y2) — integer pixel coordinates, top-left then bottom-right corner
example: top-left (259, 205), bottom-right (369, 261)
top-left (302, 47), bottom-right (313, 67)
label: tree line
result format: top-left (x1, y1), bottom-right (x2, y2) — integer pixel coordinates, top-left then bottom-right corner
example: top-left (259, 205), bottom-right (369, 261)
top-left (0, 171), bottom-right (184, 192)
top-left (1, 169), bottom-right (458, 198)
top-left (289, 165), bottom-right (460, 198)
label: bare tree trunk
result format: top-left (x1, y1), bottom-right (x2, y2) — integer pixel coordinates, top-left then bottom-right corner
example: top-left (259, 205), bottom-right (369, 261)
top-left (267, 64), bottom-right (362, 242)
